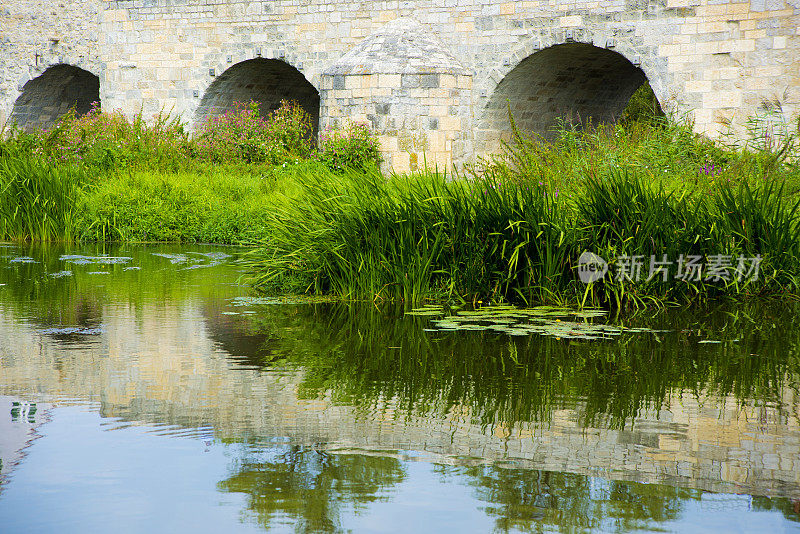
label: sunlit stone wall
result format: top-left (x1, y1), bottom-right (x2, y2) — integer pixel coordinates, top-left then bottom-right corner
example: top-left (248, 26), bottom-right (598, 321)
top-left (0, 0), bottom-right (101, 129)
top-left (0, 0), bottom-right (798, 167)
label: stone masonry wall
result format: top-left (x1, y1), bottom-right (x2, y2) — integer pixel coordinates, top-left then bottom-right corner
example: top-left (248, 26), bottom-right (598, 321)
top-left (0, 0), bottom-right (102, 129)
top-left (0, 0), bottom-right (798, 169)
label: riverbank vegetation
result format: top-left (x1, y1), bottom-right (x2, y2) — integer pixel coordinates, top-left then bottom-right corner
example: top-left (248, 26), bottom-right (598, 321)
top-left (245, 105), bottom-right (800, 309)
top-left (0, 100), bottom-right (380, 243)
top-left (1, 91), bottom-right (799, 309)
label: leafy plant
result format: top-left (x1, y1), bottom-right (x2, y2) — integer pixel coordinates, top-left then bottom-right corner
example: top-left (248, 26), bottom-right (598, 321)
top-left (193, 100), bottom-right (313, 165)
top-left (318, 122), bottom-right (382, 172)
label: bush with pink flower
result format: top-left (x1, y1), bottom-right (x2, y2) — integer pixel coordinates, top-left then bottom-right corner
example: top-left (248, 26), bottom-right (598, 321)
top-left (193, 100), bottom-right (313, 165)
top-left (318, 122), bottom-right (382, 172)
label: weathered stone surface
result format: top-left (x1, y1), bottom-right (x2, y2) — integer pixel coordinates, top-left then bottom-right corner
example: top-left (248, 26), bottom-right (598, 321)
top-left (322, 17), bottom-right (467, 76)
top-left (0, 0), bottom-right (798, 170)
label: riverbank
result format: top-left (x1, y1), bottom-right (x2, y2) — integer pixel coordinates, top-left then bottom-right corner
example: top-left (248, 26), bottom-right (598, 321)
top-left (0, 101), bottom-right (380, 244)
top-left (1, 101), bottom-right (799, 309)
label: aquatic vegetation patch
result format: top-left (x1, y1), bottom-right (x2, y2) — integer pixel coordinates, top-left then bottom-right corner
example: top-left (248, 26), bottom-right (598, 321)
top-left (407, 304), bottom-right (664, 341)
top-left (60, 255), bottom-right (132, 265)
top-left (229, 295), bottom-right (335, 307)
top-left (151, 253), bottom-right (192, 264)
top-left (148, 251), bottom-right (234, 270)
top-left (247, 161), bottom-right (800, 310)
top-left (8, 256), bottom-right (37, 263)
top-left (39, 326), bottom-right (104, 336)
top-left (187, 252), bottom-right (232, 260)
top-left (49, 270), bottom-right (73, 278)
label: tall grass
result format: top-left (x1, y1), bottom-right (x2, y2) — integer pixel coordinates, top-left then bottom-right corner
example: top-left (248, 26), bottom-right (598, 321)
top-left (246, 117), bottom-right (800, 309)
top-left (76, 162), bottom-right (321, 244)
top-left (0, 147), bottom-right (86, 241)
top-left (247, 167), bottom-right (575, 303)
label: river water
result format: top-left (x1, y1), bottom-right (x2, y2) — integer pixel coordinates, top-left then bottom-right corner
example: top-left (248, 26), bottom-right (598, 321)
top-left (0, 243), bottom-right (798, 533)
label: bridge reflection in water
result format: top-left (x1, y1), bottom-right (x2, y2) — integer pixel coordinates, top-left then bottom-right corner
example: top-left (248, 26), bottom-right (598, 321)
top-left (0, 245), bottom-right (798, 530)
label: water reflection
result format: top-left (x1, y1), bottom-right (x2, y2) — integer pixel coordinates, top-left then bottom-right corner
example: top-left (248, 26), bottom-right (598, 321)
top-left (0, 243), bottom-right (799, 532)
top-left (220, 446), bottom-right (405, 532)
top-left (221, 303), bottom-right (800, 431)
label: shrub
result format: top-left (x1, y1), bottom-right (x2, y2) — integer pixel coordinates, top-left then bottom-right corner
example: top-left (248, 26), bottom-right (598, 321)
top-left (193, 100), bottom-right (313, 165)
top-left (318, 122), bottom-right (382, 172)
top-left (3, 105), bottom-right (192, 172)
top-left (619, 81), bottom-right (664, 124)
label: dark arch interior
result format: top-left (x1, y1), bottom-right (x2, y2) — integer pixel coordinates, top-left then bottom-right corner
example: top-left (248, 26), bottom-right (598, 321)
top-left (10, 64), bottom-right (100, 131)
top-left (194, 58), bottom-right (320, 136)
top-left (478, 43), bottom-right (651, 147)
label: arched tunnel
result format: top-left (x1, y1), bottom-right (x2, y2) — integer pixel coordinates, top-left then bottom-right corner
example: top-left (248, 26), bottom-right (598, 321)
top-left (478, 43), bottom-right (654, 147)
top-left (10, 64), bottom-right (100, 131)
top-left (193, 58), bottom-right (320, 135)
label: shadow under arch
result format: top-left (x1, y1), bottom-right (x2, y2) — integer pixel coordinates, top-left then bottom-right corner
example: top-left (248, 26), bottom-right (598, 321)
top-left (10, 64), bottom-right (100, 131)
top-left (193, 58), bottom-right (320, 135)
top-left (477, 43), bottom-right (656, 150)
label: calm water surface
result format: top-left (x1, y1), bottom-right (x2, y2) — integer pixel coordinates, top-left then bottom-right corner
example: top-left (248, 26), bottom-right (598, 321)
top-left (0, 243), bottom-right (798, 533)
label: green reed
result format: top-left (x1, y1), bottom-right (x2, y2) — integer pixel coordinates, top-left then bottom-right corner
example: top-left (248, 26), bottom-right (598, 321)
top-left (247, 159), bottom-right (800, 309)
top-left (0, 147), bottom-right (86, 241)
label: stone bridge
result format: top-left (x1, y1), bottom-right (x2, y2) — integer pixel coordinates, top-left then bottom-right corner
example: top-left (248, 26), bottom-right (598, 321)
top-left (1, 0), bottom-right (798, 171)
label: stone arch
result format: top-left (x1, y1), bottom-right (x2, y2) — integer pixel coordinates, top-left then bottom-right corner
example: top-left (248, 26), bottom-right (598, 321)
top-left (193, 58), bottom-right (320, 134)
top-left (10, 64), bottom-right (100, 131)
top-left (477, 41), bottom-right (663, 152)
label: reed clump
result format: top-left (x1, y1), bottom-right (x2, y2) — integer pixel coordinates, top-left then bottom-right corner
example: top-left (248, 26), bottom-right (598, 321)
top-left (0, 145), bottom-right (87, 241)
top-left (246, 118), bottom-right (800, 310)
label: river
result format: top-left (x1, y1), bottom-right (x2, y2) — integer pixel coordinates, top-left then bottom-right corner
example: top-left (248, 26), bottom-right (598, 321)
top-left (0, 243), bottom-right (798, 533)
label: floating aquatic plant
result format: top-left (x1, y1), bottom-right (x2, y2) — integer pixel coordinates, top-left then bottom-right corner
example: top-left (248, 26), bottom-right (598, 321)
top-left (39, 326), bottom-right (104, 335)
top-left (409, 304), bottom-right (665, 341)
top-left (61, 255), bottom-right (132, 265)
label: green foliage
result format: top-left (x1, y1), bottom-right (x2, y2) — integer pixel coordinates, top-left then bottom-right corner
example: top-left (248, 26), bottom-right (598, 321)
top-left (318, 122), bottom-right (382, 172)
top-left (1, 99), bottom-right (320, 172)
top-left (619, 81), bottom-right (664, 124)
top-left (3, 105), bottom-right (192, 172)
top-left (193, 100), bottom-right (314, 165)
top-left (0, 146), bottom-right (86, 241)
top-left (77, 167), bottom-right (288, 244)
top-left (246, 155), bottom-right (800, 309)
top-left (244, 166), bottom-right (576, 304)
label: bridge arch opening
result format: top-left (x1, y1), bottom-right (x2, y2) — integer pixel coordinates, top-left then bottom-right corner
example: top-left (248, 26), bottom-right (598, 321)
top-left (194, 58), bottom-right (320, 135)
top-left (10, 64), bottom-right (100, 131)
top-left (478, 43), bottom-right (656, 150)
